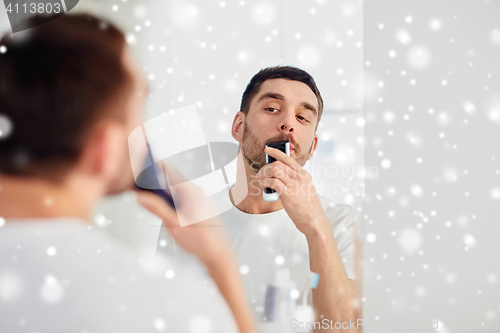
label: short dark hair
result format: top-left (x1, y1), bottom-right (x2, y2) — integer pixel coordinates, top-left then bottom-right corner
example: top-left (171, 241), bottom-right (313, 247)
top-left (0, 13), bottom-right (132, 181)
top-left (239, 66), bottom-right (324, 129)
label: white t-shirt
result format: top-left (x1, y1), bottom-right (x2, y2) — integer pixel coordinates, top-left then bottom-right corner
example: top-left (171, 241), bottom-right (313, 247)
top-left (214, 188), bottom-right (357, 320)
top-left (0, 218), bottom-right (238, 333)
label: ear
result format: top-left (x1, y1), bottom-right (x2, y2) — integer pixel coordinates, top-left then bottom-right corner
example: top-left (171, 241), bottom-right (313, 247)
top-left (231, 111), bottom-right (245, 143)
top-left (78, 122), bottom-right (124, 179)
top-left (307, 133), bottom-right (319, 160)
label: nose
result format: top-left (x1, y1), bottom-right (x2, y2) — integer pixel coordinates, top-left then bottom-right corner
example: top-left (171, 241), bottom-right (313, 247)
top-left (279, 113), bottom-right (294, 133)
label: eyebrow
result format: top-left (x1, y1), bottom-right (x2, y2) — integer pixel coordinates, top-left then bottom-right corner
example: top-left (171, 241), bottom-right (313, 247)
top-left (257, 92), bottom-right (318, 115)
top-left (257, 92), bottom-right (285, 103)
top-left (301, 102), bottom-right (318, 115)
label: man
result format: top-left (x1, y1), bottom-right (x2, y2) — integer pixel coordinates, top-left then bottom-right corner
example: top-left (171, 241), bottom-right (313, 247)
top-left (0, 14), bottom-right (255, 333)
top-left (218, 66), bottom-right (363, 330)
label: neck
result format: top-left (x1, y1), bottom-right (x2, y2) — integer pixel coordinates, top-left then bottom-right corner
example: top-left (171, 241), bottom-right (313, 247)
top-left (0, 173), bottom-right (103, 222)
top-left (229, 149), bottom-right (284, 214)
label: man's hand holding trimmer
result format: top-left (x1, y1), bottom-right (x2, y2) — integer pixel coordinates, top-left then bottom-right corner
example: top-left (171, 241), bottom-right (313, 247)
top-left (136, 163), bottom-right (257, 333)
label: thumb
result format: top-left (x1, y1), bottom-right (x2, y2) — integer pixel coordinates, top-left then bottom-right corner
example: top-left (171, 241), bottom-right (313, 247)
top-left (162, 162), bottom-right (188, 186)
top-left (136, 190), bottom-right (180, 227)
top-left (162, 162), bottom-right (202, 202)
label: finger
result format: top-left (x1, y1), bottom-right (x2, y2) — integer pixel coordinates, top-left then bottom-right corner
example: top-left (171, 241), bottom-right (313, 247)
top-left (162, 163), bottom-right (203, 203)
top-left (261, 164), bottom-right (295, 188)
top-left (272, 162), bottom-right (298, 179)
top-left (136, 190), bottom-right (180, 227)
top-left (258, 162), bottom-right (296, 178)
top-left (262, 178), bottom-right (286, 195)
top-left (265, 146), bottom-right (301, 171)
top-left (259, 162), bottom-right (296, 180)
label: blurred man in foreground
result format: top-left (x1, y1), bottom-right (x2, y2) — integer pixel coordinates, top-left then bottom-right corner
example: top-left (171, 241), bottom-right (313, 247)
top-left (0, 13), bottom-right (255, 333)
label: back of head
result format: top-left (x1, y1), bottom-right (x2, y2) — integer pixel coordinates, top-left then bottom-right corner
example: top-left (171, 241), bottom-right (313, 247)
top-left (0, 13), bottom-right (131, 182)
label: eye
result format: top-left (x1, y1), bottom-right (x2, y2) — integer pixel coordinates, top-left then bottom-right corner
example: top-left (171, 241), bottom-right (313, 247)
top-left (266, 108), bottom-right (279, 112)
top-left (297, 115), bottom-right (309, 122)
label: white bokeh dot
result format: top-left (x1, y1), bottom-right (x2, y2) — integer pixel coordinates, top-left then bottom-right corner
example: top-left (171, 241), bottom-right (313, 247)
top-left (486, 273), bottom-right (497, 284)
top-left (366, 233), bottom-right (376, 243)
top-left (383, 111), bottom-right (395, 123)
top-left (443, 168), bottom-right (458, 182)
top-left (253, 3), bottom-right (276, 25)
top-left (257, 224), bottom-right (271, 237)
top-left (170, 3), bottom-right (200, 30)
top-left (462, 101), bottom-right (476, 115)
top-left (0, 271), bottom-right (22, 300)
top-left (47, 246), bottom-right (57, 257)
top-left (189, 315), bottom-right (212, 333)
top-left (126, 33), bottom-right (137, 45)
top-left (445, 273), bottom-right (456, 284)
top-left (297, 45), bottom-right (321, 68)
top-left (487, 108), bottom-right (500, 123)
top-left (165, 269), bottom-right (175, 279)
top-left (153, 318), bottom-right (167, 331)
top-left (490, 187), bottom-right (500, 200)
top-left (429, 18), bottom-right (442, 31)
top-left (410, 184), bottom-right (424, 198)
top-left (94, 214), bottom-right (107, 227)
top-left (490, 29), bottom-right (500, 45)
top-left (290, 288), bottom-right (300, 299)
top-left (239, 265), bottom-right (249, 275)
top-left (381, 159), bottom-right (391, 169)
top-left (344, 194), bottom-right (354, 204)
top-left (407, 45), bottom-right (431, 69)
top-left (341, 3), bottom-right (356, 17)
top-left (0, 115), bottom-right (13, 139)
top-left (133, 4), bottom-right (148, 19)
top-left (398, 229), bottom-right (422, 255)
top-left (463, 234), bottom-right (476, 248)
top-left (356, 117), bottom-right (366, 127)
top-left (275, 255), bottom-right (285, 265)
top-left (40, 275), bottom-right (64, 304)
top-left (396, 29), bottom-right (411, 45)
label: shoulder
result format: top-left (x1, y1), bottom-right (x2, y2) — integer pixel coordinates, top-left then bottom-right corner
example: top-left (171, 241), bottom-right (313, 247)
top-left (318, 194), bottom-right (354, 227)
top-left (317, 196), bottom-right (358, 253)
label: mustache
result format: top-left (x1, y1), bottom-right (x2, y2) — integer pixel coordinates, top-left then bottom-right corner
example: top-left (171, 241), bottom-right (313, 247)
top-left (264, 135), bottom-right (299, 152)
